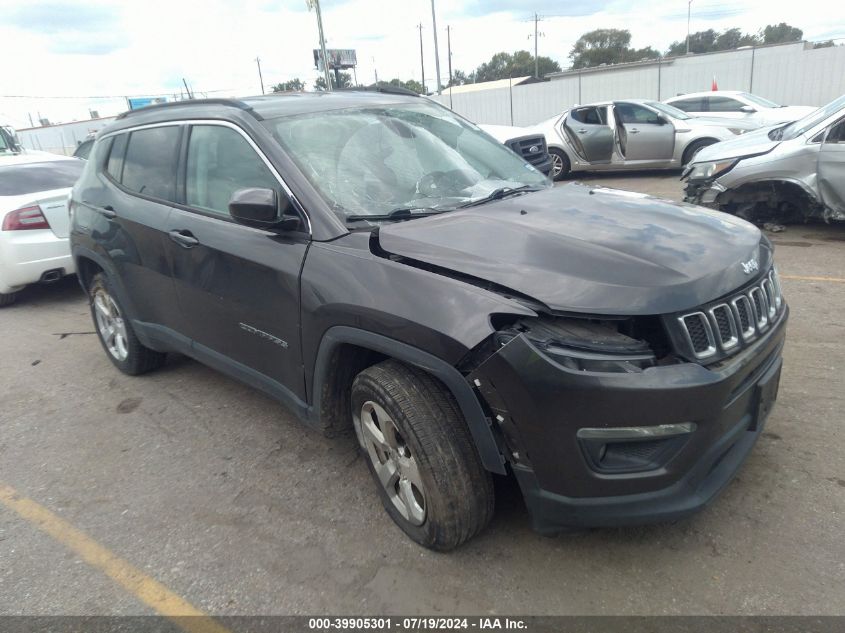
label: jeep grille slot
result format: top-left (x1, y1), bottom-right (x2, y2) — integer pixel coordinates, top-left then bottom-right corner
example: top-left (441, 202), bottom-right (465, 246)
top-left (674, 268), bottom-right (785, 363)
top-left (679, 312), bottom-right (716, 358)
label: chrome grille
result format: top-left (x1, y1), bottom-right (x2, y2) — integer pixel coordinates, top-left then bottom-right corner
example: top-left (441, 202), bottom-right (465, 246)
top-left (676, 268), bottom-right (785, 361)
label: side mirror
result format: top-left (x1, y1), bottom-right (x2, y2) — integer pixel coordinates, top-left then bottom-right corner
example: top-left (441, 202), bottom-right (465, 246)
top-left (228, 188), bottom-right (300, 231)
top-left (740, 105), bottom-right (757, 113)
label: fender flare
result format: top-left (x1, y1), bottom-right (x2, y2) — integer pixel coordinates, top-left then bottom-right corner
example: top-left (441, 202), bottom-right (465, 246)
top-left (71, 245), bottom-right (142, 324)
top-left (312, 326), bottom-right (507, 474)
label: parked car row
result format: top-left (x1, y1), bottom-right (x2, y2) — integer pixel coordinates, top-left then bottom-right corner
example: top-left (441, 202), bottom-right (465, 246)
top-left (534, 99), bottom-right (758, 180)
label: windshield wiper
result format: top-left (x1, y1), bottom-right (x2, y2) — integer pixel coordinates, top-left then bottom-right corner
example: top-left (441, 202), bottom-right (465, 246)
top-left (457, 185), bottom-right (543, 209)
top-left (346, 207), bottom-right (443, 223)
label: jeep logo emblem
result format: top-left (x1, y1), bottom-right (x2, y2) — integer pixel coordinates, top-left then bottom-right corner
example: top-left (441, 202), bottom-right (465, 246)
top-left (741, 258), bottom-right (759, 274)
top-left (528, 145), bottom-right (540, 153)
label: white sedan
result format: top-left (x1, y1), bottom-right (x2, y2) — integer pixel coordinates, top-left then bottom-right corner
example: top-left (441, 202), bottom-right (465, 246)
top-left (664, 91), bottom-right (816, 128)
top-left (0, 152), bottom-right (84, 306)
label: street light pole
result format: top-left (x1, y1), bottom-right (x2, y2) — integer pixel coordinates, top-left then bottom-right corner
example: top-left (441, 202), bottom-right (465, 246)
top-left (430, 0), bottom-right (443, 94)
top-left (255, 57), bottom-right (265, 94)
top-left (307, 0), bottom-right (332, 90)
top-left (686, 0), bottom-right (693, 55)
top-left (418, 23), bottom-right (426, 93)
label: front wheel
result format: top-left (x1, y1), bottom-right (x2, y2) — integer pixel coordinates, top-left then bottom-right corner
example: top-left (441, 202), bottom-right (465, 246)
top-left (549, 148), bottom-right (571, 181)
top-left (351, 360), bottom-right (494, 550)
top-left (682, 139), bottom-right (716, 167)
top-left (88, 273), bottom-right (166, 375)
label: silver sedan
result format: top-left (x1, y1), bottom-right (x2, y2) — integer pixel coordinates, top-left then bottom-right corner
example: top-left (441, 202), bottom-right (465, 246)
top-left (534, 99), bottom-right (757, 180)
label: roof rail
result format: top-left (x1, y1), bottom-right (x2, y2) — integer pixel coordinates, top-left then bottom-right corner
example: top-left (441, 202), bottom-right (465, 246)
top-left (342, 83), bottom-right (421, 97)
top-left (116, 98), bottom-right (259, 120)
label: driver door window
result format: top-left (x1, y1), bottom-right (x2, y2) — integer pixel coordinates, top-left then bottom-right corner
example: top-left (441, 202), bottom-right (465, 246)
top-left (706, 97), bottom-right (746, 113)
top-left (185, 125), bottom-right (280, 217)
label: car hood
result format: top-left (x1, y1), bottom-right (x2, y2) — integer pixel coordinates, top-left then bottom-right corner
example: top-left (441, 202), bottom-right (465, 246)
top-left (692, 125), bottom-right (783, 163)
top-left (686, 116), bottom-right (759, 131)
top-left (762, 105), bottom-right (816, 123)
top-left (378, 183), bottom-right (767, 316)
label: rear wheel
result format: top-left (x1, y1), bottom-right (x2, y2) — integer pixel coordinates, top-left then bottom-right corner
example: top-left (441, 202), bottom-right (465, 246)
top-left (88, 273), bottom-right (166, 375)
top-left (549, 148), bottom-right (571, 181)
top-left (0, 291), bottom-right (18, 307)
top-left (351, 360), bottom-right (494, 550)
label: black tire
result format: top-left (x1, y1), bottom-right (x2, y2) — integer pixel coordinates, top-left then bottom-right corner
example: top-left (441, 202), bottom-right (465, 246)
top-left (682, 139), bottom-right (716, 167)
top-left (549, 148), bottom-right (571, 181)
top-left (0, 291), bottom-right (18, 307)
top-left (88, 272), bottom-right (166, 375)
top-left (351, 360), bottom-right (495, 550)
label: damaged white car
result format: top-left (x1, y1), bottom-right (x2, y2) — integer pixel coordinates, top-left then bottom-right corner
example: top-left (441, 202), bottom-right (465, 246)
top-left (683, 94), bottom-right (845, 223)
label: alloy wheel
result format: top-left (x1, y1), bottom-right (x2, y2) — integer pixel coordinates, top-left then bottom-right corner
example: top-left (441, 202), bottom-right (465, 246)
top-left (356, 400), bottom-right (427, 526)
top-left (551, 152), bottom-right (563, 177)
top-left (93, 289), bottom-right (129, 361)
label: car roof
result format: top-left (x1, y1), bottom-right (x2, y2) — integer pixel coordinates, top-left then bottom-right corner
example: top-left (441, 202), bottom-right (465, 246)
top-left (666, 91), bottom-right (745, 100)
top-left (571, 98), bottom-right (656, 108)
top-left (101, 89), bottom-right (424, 135)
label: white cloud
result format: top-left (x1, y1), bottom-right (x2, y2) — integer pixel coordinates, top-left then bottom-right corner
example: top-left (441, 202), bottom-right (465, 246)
top-left (0, 0), bottom-right (841, 128)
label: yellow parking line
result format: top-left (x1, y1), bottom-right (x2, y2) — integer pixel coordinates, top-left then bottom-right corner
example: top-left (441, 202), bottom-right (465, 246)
top-left (781, 274), bottom-right (845, 283)
top-left (0, 483), bottom-right (231, 633)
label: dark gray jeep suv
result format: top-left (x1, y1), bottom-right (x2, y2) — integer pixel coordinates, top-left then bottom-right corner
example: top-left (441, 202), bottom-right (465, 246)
top-left (69, 89), bottom-right (788, 550)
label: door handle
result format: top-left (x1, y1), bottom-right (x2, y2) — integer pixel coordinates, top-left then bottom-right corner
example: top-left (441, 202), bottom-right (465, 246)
top-left (99, 205), bottom-right (117, 219)
top-left (169, 230), bottom-right (200, 248)
top-left (577, 128), bottom-right (588, 133)
top-left (629, 128), bottom-right (640, 134)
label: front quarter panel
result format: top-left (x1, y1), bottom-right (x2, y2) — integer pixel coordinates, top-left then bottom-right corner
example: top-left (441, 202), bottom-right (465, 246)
top-left (299, 231), bottom-right (536, 398)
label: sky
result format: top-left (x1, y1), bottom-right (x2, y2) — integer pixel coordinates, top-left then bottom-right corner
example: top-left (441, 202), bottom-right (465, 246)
top-left (1, 0), bottom-right (842, 128)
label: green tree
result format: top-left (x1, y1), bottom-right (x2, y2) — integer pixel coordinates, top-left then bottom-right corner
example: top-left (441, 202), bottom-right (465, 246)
top-left (715, 28), bottom-right (759, 50)
top-left (762, 22), bottom-right (803, 44)
top-left (271, 78), bottom-right (304, 92)
top-left (569, 29), bottom-right (658, 69)
top-left (666, 29), bottom-right (719, 56)
top-left (472, 50), bottom-right (560, 81)
top-left (387, 78), bottom-right (425, 94)
top-left (314, 72), bottom-right (353, 91)
top-left (447, 69), bottom-right (469, 87)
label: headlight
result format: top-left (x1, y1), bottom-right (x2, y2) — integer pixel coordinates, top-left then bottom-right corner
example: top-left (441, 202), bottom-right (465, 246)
top-left (495, 317), bottom-right (657, 373)
top-left (687, 159), bottom-right (737, 181)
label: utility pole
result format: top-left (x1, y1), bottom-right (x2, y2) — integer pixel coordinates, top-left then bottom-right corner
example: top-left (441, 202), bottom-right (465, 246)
top-left (307, 0), bottom-right (332, 91)
top-left (686, 0), bottom-right (693, 54)
top-left (255, 57), bottom-right (265, 94)
top-left (446, 25), bottom-right (453, 87)
top-left (528, 13), bottom-right (544, 78)
top-left (418, 23), bottom-right (426, 93)
top-left (430, 0), bottom-right (443, 94)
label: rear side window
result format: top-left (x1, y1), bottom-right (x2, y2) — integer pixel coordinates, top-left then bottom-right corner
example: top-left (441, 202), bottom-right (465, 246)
top-left (670, 97), bottom-right (705, 112)
top-left (570, 107), bottom-right (605, 125)
top-left (0, 161), bottom-right (85, 196)
top-left (827, 119), bottom-right (845, 143)
top-left (106, 134), bottom-right (128, 181)
top-left (121, 126), bottom-right (181, 201)
top-left (185, 125), bottom-right (279, 217)
top-left (707, 97), bottom-right (745, 112)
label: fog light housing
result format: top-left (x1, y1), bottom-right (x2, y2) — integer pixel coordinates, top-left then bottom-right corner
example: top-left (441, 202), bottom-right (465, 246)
top-left (577, 423), bottom-right (696, 474)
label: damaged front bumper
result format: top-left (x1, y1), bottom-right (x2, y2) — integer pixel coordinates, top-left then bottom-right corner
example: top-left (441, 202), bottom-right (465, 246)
top-left (683, 178), bottom-right (725, 207)
top-left (469, 307), bottom-right (788, 534)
